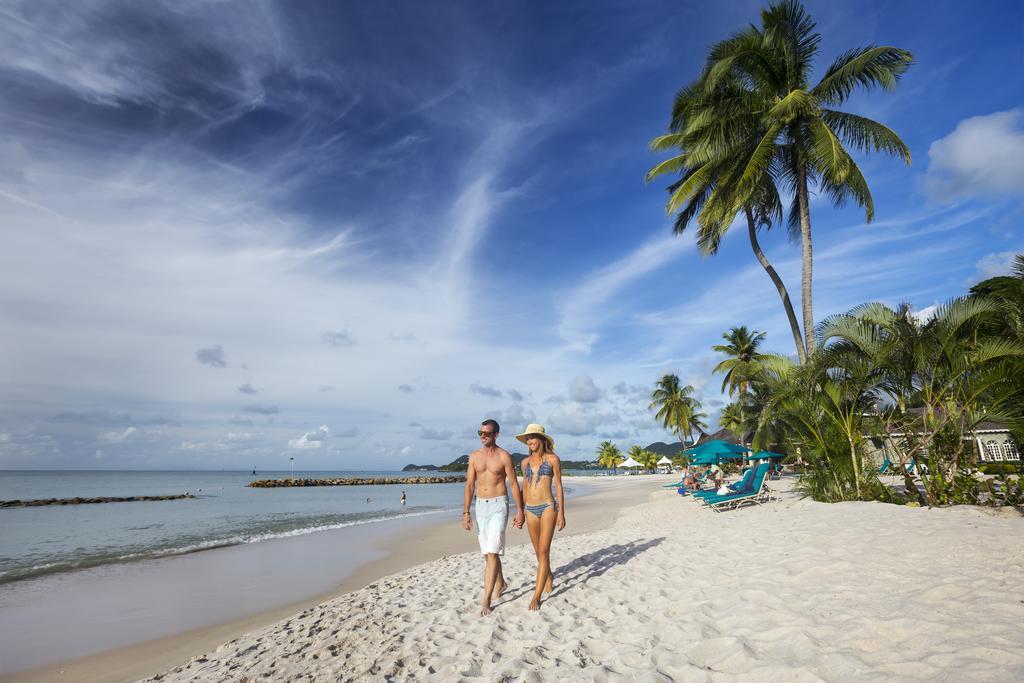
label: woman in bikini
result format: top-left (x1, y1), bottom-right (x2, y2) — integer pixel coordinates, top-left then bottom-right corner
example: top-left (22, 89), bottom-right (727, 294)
top-left (515, 423), bottom-right (566, 610)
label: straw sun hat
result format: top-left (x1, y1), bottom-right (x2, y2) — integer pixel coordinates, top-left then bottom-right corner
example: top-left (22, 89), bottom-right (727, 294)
top-left (515, 423), bottom-right (555, 452)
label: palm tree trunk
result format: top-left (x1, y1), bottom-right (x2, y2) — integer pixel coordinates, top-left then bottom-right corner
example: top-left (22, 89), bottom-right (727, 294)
top-left (796, 163), bottom-right (815, 356)
top-left (745, 207), bottom-right (806, 364)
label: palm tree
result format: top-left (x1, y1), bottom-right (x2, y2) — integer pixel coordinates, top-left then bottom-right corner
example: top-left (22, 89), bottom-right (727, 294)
top-left (712, 326), bottom-right (766, 397)
top-left (648, 71), bottom-right (807, 362)
top-left (719, 402), bottom-right (745, 435)
top-left (627, 445), bottom-right (659, 472)
top-left (596, 441), bottom-right (623, 473)
top-left (700, 0), bottom-right (913, 355)
top-left (649, 374), bottom-right (704, 444)
top-left (641, 450), bottom-right (660, 471)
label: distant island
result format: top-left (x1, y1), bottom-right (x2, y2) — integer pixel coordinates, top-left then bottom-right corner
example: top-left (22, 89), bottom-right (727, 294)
top-left (401, 464), bottom-right (441, 472)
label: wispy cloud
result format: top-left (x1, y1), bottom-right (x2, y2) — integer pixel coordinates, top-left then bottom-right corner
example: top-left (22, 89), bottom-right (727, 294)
top-left (558, 233), bottom-right (694, 352)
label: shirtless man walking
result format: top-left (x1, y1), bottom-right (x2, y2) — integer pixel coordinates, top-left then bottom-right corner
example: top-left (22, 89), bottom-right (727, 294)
top-left (462, 419), bottom-right (525, 615)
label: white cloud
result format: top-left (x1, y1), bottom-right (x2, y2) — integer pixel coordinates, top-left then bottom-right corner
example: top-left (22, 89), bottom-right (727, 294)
top-left (288, 425), bottom-right (329, 450)
top-left (911, 304), bottom-right (939, 324)
top-left (322, 330), bottom-right (356, 347)
top-left (925, 109), bottom-right (1024, 200)
top-left (568, 375), bottom-right (602, 403)
top-left (546, 403), bottom-right (617, 437)
top-left (98, 426), bottom-right (137, 443)
top-left (196, 345), bottom-right (227, 368)
top-left (419, 427), bottom-right (453, 440)
top-left (243, 405), bottom-right (280, 415)
top-left (503, 403), bottom-right (536, 429)
top-left (970, 251), bottom-right (1019, 282)
top-left (469, 383), bottom-right (503, 398)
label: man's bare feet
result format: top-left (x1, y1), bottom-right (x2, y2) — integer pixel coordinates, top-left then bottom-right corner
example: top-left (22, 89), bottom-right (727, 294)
top-left (492, 578), bottom-right (507, 600)
top-left (528, 598), bottom-right (541, 611)
top-left (480, 604), bottom-right (492, 616)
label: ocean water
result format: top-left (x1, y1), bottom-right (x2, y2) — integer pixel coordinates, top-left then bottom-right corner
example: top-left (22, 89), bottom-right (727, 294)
top-left (0, 470), bottom-right (467, 584)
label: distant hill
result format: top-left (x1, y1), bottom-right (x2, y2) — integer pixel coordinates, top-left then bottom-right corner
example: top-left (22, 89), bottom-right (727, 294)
top-left (644, 441), bottom-right (689, 458)
top-left (401, 464), bottom-right (440, 471)
top-left (437, 452), bottom-right (600, 472)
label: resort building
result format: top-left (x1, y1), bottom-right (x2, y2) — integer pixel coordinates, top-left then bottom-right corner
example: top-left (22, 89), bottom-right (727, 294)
top-left (864, 415), bottom-right (1020, 466)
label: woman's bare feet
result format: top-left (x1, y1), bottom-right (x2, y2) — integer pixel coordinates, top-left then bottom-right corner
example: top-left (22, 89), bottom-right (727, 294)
top-left (480, 603), bottom-right (493, 616)
top-left (528, 598), bottom-right (541, 611)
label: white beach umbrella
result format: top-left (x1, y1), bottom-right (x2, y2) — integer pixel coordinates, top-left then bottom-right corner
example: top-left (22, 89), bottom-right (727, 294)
top-left (656, 456), bottom-right (674, 466)
top-left (618, 456), bottom-right (643, 468)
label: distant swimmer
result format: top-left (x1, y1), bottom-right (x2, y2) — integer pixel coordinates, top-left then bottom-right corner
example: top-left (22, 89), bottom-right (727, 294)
top-left (366, 497), bottom-right (371, 504)
top-left (401, 491), bottom-right (406, 506)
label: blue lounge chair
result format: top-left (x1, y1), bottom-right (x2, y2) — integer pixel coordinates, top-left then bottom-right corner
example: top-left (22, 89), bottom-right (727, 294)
top-left (700, 463), bottom-right (772, 511)
top-left (693, 467), bottom-right (754, 499)
top-left (878, 457), bottom-right (892, 474)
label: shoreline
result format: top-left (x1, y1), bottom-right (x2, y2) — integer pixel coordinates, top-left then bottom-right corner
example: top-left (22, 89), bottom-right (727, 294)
top-left (2, 475), bottom-right (662, 682)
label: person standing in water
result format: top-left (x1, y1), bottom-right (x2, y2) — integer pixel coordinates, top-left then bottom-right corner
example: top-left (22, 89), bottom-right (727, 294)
top-left (462, 419), bottom-right (525, 615)
top-left (400, 490), bottom-right (406, 506)
top-left (517, 423), bottom-right (565, 611)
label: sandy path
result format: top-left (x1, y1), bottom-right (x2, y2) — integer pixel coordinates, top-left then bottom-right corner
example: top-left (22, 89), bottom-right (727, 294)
top-left (147, 479), bottom-right (1024, 681)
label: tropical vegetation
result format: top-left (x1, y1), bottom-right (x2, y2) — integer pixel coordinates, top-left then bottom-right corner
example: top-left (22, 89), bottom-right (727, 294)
top-left (709, 257), bottom-right (1024, 507)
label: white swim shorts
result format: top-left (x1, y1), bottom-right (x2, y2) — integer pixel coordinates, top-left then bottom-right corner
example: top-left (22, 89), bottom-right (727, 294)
top-left (474, 495), bottom-right (508, 555)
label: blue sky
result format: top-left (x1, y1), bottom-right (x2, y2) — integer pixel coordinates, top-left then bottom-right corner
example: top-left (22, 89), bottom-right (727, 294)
top-left (1, 0), bottom-right (1021, 470)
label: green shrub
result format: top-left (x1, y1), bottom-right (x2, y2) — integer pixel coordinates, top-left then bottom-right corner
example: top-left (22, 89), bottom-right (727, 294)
top-left (979, 462), bottom-right (1023, 476)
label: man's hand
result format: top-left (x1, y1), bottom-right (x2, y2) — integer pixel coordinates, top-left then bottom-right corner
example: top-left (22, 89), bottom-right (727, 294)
top-left (513, 509), bottom-right (525, 529)
top-left (462, 512), bottom-right (472, 531)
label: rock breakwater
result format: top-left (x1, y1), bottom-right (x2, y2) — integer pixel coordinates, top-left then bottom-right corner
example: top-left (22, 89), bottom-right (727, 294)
top-left (248, 476), bottom-right (465, 488)
top-left (1, 494), bottom-right (195, 508)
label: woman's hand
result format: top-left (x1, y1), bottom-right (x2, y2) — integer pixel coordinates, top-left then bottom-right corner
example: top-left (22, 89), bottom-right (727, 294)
top-left (556, 513), bottom-right (566, 531)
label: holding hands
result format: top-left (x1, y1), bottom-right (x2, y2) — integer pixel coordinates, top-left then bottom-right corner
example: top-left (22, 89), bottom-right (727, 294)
top-left (513, 509), bottom-right (525, 529)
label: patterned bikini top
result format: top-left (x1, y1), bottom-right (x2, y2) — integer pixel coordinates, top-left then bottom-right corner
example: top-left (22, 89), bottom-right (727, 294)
top-left (523, 457), bottom-right (553, 483)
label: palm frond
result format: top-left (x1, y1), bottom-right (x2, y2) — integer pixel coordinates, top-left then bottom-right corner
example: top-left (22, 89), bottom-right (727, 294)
top-left (821, 110), bottom-right (911, 164)
top-left (666, 162), bottom-right (716, 214)
top-left (645, 154), bottom-right (690, 183)
top-left (648, 133), bottom-right (687, 153)
top-left (813, 46), bottom-right (914, 104)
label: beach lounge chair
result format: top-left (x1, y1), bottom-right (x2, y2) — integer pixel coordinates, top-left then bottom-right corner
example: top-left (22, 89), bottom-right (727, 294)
top-left (692, 467), bottom-right (754, 499)
top-left (700, 463), bottom-right (772, 512)
top-left (878, 457), bottom-right (892, 474)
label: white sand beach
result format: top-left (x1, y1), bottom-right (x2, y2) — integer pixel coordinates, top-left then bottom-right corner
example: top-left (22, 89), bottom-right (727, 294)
top-left (138, 475), bottom-right (1024, 682)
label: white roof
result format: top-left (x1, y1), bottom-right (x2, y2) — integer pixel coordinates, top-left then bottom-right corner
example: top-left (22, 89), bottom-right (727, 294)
top-left (618, 456), bottom-right (643, 467)
top-left (657, 456), bottom-right (674, 465)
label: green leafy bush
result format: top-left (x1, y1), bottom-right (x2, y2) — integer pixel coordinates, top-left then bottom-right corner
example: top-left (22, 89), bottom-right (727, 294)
top-left (979, 462), bottom-right (1022, 476)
